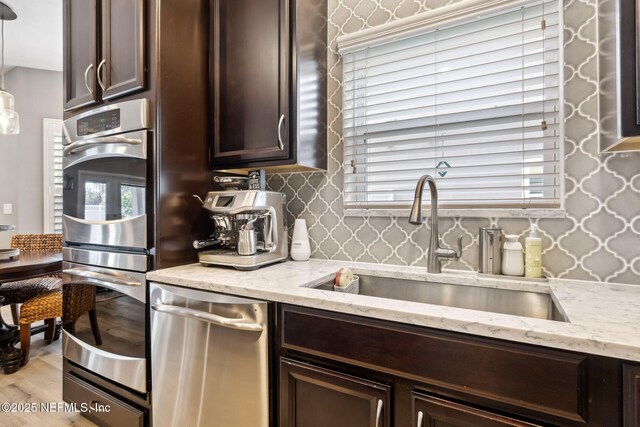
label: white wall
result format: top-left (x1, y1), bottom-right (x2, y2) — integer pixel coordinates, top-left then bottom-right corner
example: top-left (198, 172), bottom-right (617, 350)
top-left (0, 67), bottom-right (63, 246)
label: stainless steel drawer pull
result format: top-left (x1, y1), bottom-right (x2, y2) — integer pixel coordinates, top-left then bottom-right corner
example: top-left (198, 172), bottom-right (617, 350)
top-left (416, 410), bottom-right (423, 427)
top-left (277, 114), bottom-right (285, 151)
top-left (64, 268), bottom-right (142, 288)
top-left (97, 59), bottom-right (107, 91)
top-left (84, 64), bottom-right (94, 95)
top-left (151, 303), bottom-right (263, 332)
top-left (376, 399), bottom-right (383, 427)
top-left (63, 136), bottom-right (143, 156)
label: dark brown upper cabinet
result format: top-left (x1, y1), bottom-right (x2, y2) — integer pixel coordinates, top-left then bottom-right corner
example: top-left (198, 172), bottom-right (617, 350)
top-left (209, 0), bottom-right (327, 173)
top-left (64, 0), bottom-right (145, 112)
top-left (598, 0), bottom-right (640, 152)
top-left (63, 0), bottom-right (99, 111)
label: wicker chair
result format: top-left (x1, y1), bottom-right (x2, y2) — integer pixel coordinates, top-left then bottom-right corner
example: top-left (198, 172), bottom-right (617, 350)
top-left (0, 234), bottom-right (64, 324)
top-left (19, 290), bottom-right (62, 366)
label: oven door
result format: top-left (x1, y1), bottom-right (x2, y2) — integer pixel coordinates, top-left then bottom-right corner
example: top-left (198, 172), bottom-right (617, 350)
top-left (62, 262), bottom-right (147, 393)
top-left (62, 130), bottom-right (148, 249)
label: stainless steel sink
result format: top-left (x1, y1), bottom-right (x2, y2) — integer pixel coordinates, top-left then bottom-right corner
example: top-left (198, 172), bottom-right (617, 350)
top-left (313, 275), bottom-right (567, 322)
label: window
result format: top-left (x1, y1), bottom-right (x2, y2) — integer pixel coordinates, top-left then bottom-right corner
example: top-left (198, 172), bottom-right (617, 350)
top-left (338, 0), bottom-right (562, 213)
top-left (43, 118), bottom-right (64, 233)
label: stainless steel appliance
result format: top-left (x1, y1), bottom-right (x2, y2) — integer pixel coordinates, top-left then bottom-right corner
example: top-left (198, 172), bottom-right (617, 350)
top-left (195, 190), bottom-right (288, 270)
top-left (61, 99), bottom-right (153, 420)
top-left (62, 99), bottom-right (149, 250)
top-left (149, 283), bottom-right (270, 427)
top-left (479, 227), bottom-right (503, 275)
top-left (62, 252), bottom-right (147, 393)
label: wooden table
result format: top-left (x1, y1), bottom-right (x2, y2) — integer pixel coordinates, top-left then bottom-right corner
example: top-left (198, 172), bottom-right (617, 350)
top-left (0, 251), bottom-right (62, 374)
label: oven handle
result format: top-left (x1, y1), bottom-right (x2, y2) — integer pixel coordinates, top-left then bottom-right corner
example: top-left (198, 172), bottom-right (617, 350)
top-left (63, 135), bottom-right (143, 156)
top-left (63, 268), bottom-right (143, 288)
top-left (151, 303), bottom-right (263, 332)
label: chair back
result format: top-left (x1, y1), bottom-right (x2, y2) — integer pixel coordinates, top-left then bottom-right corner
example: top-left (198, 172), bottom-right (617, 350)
top-left (10, 234), bottom-right (63, 252)
top-left (63, 284), bottom-right (96, 324)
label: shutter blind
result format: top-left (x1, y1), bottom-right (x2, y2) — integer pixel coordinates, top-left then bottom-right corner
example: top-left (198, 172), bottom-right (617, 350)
top-left (339, 0), bottom-right (562, 210)
top-left (44, 119), bottom-right (64, 233)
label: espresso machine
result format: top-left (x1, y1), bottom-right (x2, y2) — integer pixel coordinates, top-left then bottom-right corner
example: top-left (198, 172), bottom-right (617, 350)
top-left (193, 190), bottom-right (288, 270)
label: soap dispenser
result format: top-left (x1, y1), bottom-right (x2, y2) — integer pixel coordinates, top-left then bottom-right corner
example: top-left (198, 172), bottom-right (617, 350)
top-left (502, 235), bottom-right (524, 276)
top-left (525, 225), bottom-right (542, 278)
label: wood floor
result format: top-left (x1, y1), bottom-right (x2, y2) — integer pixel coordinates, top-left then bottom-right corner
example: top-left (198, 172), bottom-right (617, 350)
top-left (0, 306), bottom-right (96, 427)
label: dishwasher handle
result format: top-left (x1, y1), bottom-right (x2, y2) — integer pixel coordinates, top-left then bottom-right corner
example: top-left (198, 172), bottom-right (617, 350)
top-left (151, 303), bottom-right (263, 332)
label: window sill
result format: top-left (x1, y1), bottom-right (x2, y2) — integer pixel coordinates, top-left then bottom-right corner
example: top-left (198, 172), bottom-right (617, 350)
top-left (343, 208), bottom-right (567, 219)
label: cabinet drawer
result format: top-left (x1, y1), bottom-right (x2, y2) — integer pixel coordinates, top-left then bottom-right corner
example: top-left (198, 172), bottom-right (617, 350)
top-left (280, 305), bottom-right (588, 423)
top-left (280, 358), bottom-right (390, 427)
top-left (413, 392), bottom-right (541, 427)
top-left (63, 374), bottom-right (145, 427)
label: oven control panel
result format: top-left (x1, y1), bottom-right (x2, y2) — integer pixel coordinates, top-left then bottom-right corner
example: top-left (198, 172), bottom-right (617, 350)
top-left (77, 110), bottom-right (121, 137)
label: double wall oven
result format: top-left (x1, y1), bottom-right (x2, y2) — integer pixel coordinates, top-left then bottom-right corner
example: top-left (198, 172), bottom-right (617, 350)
top-left (62, 99), bottom-right (151, 420)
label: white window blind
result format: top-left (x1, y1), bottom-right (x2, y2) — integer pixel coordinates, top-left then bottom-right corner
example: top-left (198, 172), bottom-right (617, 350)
top-left (339, 0), bottom-right (562, 211)
top-left (43, 118), bottom-right (64, 233)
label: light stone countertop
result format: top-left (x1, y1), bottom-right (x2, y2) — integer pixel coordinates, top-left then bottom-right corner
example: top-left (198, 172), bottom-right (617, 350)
top-left (147, 259), bottom-right (640, 362)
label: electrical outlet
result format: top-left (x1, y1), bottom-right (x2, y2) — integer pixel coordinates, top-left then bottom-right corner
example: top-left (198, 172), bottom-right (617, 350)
top-left (3, 204), bottom-right (12, 215)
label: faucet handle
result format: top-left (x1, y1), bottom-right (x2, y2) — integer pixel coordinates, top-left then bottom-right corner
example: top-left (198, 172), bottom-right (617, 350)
top-left (453, 235), bottom-right (464, 261)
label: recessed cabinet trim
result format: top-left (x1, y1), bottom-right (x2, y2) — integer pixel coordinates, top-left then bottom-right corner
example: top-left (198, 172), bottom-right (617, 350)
top-left (63, 0), bottom-right (100, 111)
top-left (280, 358), bottom-right (391, 427)
top-left (210, 0), bottom-right (291, 165)
top-left (412, 392), bottom-right (541, 427)
top-left (100, 0), bottom-right (146, 100)
top-left (624, 364), bottom-right (640, 427)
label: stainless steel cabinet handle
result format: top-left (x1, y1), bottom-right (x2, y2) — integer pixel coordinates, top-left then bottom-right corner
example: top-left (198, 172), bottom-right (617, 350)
top-left (375, 399), bottom-right (383, 427)
top-left (277, 114), bottom-right (285, 151)
top-left (83, 64), bottom-right (94, 95)
top-left (63, 268), bottom-right (142, 288)
top-left (63, 136), bottom-right (142, 156)
top-left (96, 59), bottom-right (107, 91)
top-left (151, 303), bottom-right (264, 332)
top-left (416, 410), bottom-right (423, 427)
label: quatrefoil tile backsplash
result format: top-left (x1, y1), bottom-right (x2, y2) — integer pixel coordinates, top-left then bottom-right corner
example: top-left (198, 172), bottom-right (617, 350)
top-left (267, 0), bottom-right (640, 284)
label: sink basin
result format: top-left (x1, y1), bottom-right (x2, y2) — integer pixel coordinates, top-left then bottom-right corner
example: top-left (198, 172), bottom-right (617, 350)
top-left (313, 275), bottom-right (567, 322)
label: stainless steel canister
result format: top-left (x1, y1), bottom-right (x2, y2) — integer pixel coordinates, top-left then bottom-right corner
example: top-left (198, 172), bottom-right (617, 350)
top-left (478, 227), bottom-right (503, 275)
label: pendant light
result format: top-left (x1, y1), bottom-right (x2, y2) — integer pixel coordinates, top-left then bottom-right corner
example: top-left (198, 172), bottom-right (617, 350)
top-left (0, 2), bottom-right (18, 135)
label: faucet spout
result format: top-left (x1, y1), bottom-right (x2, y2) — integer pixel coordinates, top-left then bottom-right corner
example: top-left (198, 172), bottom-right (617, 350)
top-left (408, 174), bottom-right (462, 273)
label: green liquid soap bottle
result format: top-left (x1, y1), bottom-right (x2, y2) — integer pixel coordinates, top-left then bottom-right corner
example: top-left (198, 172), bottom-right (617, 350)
top-left (525, 225), bottom-right (542, 278)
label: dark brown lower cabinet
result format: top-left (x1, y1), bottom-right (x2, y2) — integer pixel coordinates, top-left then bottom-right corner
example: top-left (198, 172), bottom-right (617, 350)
top-left (278, 304), bottom-right (625, 427)
top-left (280, 358), bottom-right (391, 427)
top-left (412, 393), bottom-right (540, 427)
top-left (625, 364), bottom-right (640, 427)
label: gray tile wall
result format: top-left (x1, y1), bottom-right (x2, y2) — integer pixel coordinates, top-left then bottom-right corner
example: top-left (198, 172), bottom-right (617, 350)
top-left (267, 0), bottom-right (640, 284)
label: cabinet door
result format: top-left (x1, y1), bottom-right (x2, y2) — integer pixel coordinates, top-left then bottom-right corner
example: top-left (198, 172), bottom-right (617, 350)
top-left (100, 0), bottom-right (145, 100)
top-left (413, 393), bottom-right (541, 427)
top-left (210, 0), bottom-right (290, 167)
top-left (280, 358), bottom-right (390, 427)
top-left (63, 0), bottom-right (99, 111)
top-left (625, 365), bottom-right (640, 427)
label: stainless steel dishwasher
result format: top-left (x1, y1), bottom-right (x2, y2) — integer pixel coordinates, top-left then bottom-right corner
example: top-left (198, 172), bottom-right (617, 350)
top-left (149, 282), bottom-right (270, 427)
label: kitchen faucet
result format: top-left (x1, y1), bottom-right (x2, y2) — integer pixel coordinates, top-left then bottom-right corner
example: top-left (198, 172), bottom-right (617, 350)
top-left (409, 174), bottom-right (463, 273)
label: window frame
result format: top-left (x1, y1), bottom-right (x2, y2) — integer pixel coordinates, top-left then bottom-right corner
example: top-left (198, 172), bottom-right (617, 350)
top-left (337, 0), bottom-right (565, 219)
